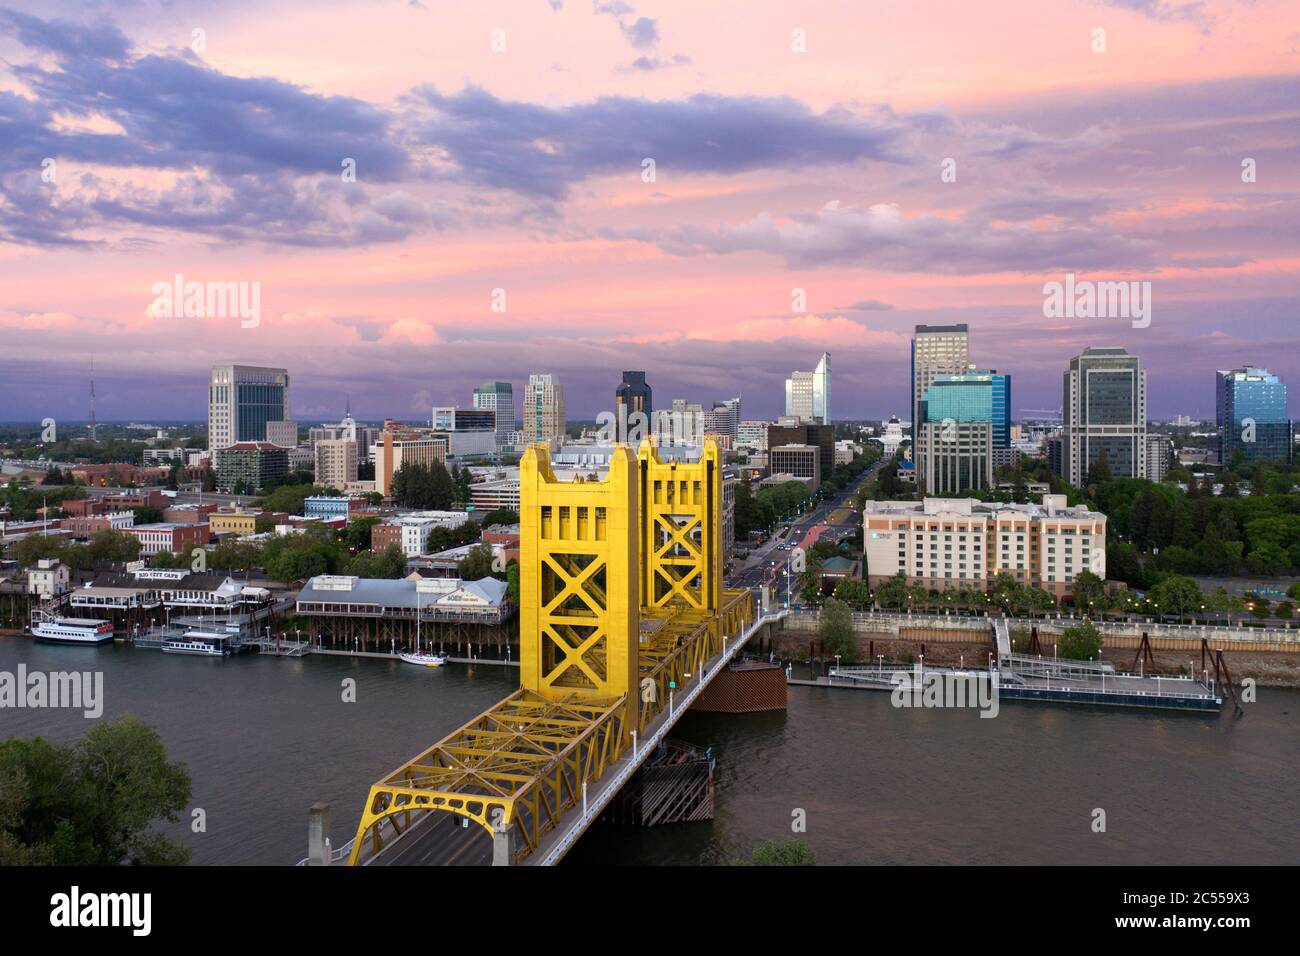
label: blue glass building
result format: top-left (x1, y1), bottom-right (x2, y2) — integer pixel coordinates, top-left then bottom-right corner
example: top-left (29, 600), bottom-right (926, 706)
top-left (1217, 367), bottom-right (1292, 465)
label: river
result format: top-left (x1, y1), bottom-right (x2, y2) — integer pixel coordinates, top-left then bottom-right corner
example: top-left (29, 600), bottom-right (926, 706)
top-left (1, 638), bottom-right (1295, 865)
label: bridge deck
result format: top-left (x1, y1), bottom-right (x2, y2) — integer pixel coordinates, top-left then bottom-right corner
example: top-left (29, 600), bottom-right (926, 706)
top-left (349, 588), bottom-right (761, 866)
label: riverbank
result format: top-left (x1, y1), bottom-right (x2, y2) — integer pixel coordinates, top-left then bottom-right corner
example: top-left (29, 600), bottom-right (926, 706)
top-left (765, 624), bottom-right (1300, 687)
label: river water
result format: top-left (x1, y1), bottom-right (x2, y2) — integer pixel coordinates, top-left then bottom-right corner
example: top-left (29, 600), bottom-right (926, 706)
top-left (1, 638), bottom-right (1295, 865)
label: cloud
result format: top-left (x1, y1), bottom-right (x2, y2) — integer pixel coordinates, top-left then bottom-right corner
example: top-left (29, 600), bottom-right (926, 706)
top-left (411, 88), bottom-right (912, 198)
top-left (1097, 0), bottom-right (1215, 34)
top-left (620, 16), bottom-right (659, 50)
top-left (621, 53), bottom-right (692, 72)
top-left (0, 8), bottom-right (130, 61)
top-left (637, 199), bottom-right (1158, 274)
top-left (0, 11), bottom-right (410, 246)
top-left (836, 299), bottom-right (895, 312)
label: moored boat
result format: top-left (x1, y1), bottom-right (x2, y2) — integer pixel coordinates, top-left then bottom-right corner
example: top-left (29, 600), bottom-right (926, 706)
top-left (30, 617), bottom-right (115, 646)
top-left (399, 652), bottom-right (447, 668)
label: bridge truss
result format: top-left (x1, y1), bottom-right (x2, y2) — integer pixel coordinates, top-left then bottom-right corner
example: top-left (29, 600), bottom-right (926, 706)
top-left (347, 438), bottom-right (753, 865)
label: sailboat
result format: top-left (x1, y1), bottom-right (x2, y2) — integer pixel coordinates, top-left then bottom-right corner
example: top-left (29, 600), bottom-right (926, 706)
top-left (399, 586), bottom-right (446, 667)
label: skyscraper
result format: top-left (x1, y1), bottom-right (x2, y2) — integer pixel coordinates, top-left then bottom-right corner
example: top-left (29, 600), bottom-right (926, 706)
top-left (970, 368), bottom-right (1011, 449)
top-left (614, 371), bottom-right (652, 417)
top-left (785, 352), bottom-right (830, 424)
top-left (1062, 347), bottom-right (1147, 485)
top-left (917, 374), bottom-right (994, 494)
top-left (524, 373), bottom-right (566, 444)
top-left (473, 381), bottom-right (515, 447)
top-left (1217, 367), bottom-right (1292, 465)
top-left (208, 364), bottom-right (290, 450)
top-left (911, 325), bottom-right (970, 481)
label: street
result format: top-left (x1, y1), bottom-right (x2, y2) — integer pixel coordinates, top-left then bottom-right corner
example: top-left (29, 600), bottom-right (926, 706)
top-left (728, 457), bottom-right (884, 605)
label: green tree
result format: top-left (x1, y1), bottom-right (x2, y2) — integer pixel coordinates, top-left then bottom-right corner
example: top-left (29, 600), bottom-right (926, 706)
top-left (1070, 570), bottom-right (1107, 615)
top-left (818, 597), bottom-right (856, 663)
top-left (505, 560), bottom-right (519, 604)
top-left (1086, 450), bottom-right (1111, 485)
top-left (832, 578), bottom-right (871, 609)
top-left (480, 508), bottom-right (519, 527)
top-left (1147, 575), bottom-right (1203, 621)
top-left (0, 717), bottom-right (192, 866)
top-left (132, 505), bottom-right (164, 525)
top-left (151, 549), bottom-right (181, 569)
top-left (1058, 620), bottom-right (1104, 662)
top-left (344, 544), bottom-right (406, 578)
top-left (343, 516), bottom-right (381, 554)
top-left (427, 521), bottom-right (480, 553)
top-left (738, 839), bottom-right (816, 866)
top-left (873, 573), bottom-right (909, 609)
top-left (457, 543), bottom-right (497, 580)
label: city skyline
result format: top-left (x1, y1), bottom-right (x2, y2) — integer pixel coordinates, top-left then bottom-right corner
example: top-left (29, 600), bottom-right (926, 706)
top-left (2, 3), bottom-right (1298, 420)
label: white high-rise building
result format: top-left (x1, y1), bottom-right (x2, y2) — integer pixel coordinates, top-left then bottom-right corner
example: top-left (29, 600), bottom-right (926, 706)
top-left (524, 373), bottom-right (566, 444)
top-left (911, 326), bottom-right (969, 483)
top-left (784, 353), bottom-right (830, 424)
top-left (208, 364), bottom-right (290, 450)
top-left (473, 381), bottom-right (515, 447)
top-left (1062, 347), bottom-right (1148, 486)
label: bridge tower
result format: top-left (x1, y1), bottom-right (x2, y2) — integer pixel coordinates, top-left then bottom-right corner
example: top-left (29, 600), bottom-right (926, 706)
top-left (519, 442), bottom-right (640, 727)
top-left (637, 437), bottom-right (721, 613)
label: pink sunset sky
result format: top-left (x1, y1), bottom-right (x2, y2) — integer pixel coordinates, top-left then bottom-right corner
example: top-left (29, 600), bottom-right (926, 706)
top-left (1, 0), bottom-right (1297, 423)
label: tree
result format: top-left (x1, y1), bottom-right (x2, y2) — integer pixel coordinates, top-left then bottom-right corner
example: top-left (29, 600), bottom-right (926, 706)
top-left (1086, 450), bottom-right (1111, 485)
top-left (480, 508), bottom-right (519, 527)
top-left (343, 544), bottom-right (406, 579)
top-left (457, 543), bottom-right (497, 580)
top-left (1070, 570), bottom-right (1107, 614)
top-left (201, 466), bottom-right (217, 492)
top-left (343, 516), bottom-right (381, 554)
top-left (1147, 575), bottom-right (1203, 621)
top-left (818, 597), bottom-right (856, 663)
top-left (738, 839), bottom-right (815, 866)
top-left (873, 573), bottom-right (909, 609)
top-left (1058, 620), bottom-right (1104, 662)
top-left (391, 461), bottom-right (455, 510)
top-left (151, 549), bottom-right (181, 569)
top-left (505, 560), bottom-right (519, 604)
top-left (1206, 587), bottom-right (1245, 618)
top-left (0, 717), bottom-right (192, 865)
top-left (84, 529), bottom-right (142, 566)
top-left (132, 505), bottom-right (164, 525)
top-left (257, 482), bottom-right (332, 517)
top-left (427, 521), bottom-right (480, 553)
top-left (832, 578), bottom-right (871, 609)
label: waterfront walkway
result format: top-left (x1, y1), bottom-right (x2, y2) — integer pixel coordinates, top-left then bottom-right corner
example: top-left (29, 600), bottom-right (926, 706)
top-left (310, 646), bottom-right (520, 667)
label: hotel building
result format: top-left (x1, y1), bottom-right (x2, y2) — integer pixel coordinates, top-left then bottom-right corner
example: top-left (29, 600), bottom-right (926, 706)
top-left (862, 495), bottom-right (1106, 597)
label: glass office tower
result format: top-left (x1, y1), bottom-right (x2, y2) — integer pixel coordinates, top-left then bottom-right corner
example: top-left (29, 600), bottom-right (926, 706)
top-left (1217, 367), bottom-right (1292, 464)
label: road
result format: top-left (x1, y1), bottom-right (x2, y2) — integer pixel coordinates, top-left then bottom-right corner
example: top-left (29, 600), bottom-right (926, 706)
top-left (381, 812), bottom-right (492, 866)
top-left (728, 457), bottom-right (884, 606)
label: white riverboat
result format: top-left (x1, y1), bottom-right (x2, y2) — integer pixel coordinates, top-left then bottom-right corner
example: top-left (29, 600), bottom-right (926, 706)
top-left (30, 617), bottom-right (115, 646)
top-left (161, 631), bottom-right (229, 657)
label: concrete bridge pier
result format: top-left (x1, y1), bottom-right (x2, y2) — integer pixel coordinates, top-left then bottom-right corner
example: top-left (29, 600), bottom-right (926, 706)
top-left (307, 802), bottom-right (332, 866)
top-left (492, 822), bottom-right (517, 866)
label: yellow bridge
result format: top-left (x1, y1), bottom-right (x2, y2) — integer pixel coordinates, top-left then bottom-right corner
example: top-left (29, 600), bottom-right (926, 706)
top-left (345, 438), bottom-right (772, 866)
